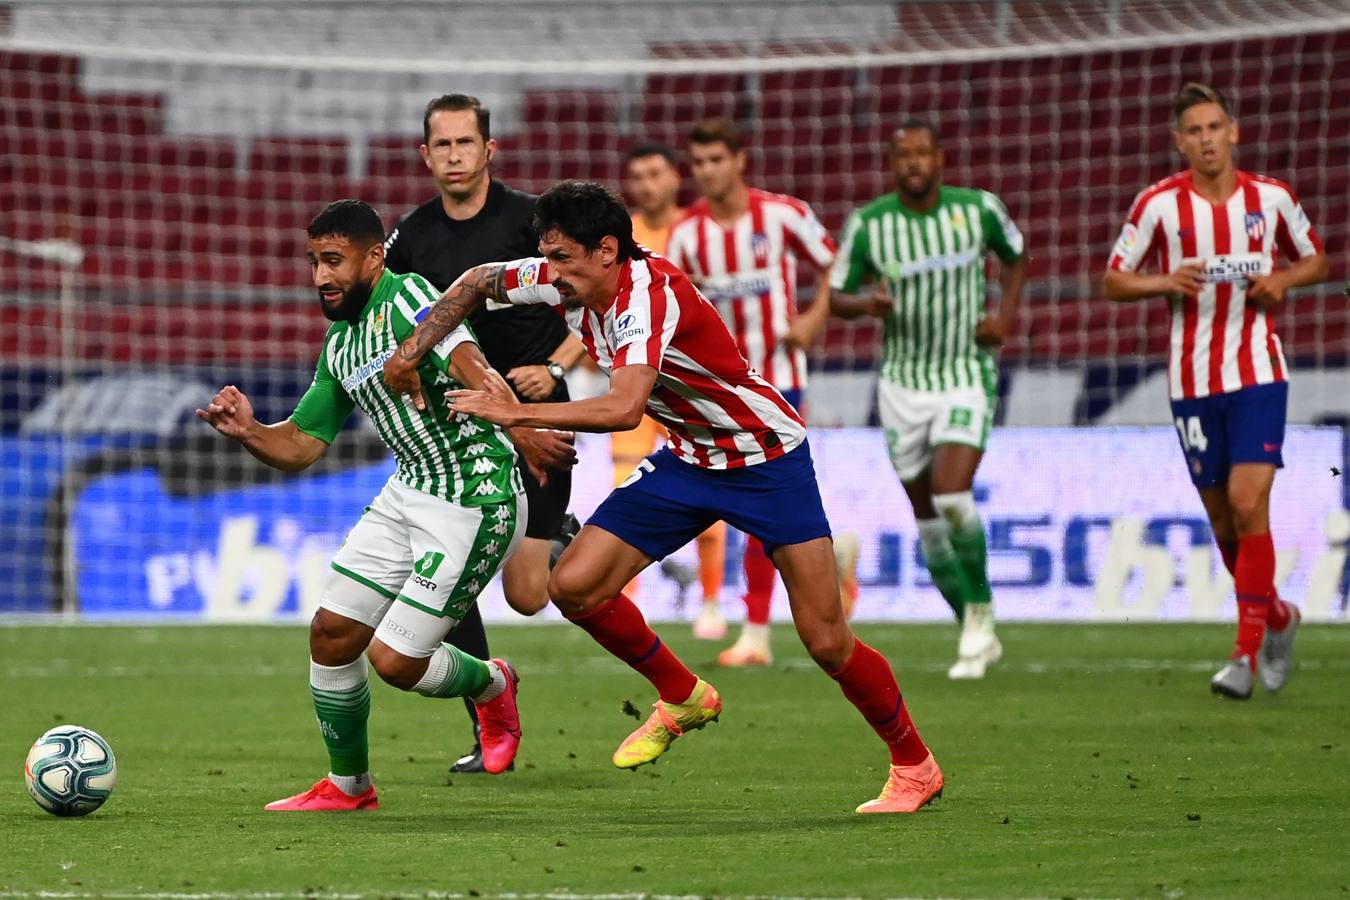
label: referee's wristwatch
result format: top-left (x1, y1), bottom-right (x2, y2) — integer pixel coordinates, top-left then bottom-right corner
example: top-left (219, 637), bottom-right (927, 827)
top-left (545, 361), bottom-right (566, 382)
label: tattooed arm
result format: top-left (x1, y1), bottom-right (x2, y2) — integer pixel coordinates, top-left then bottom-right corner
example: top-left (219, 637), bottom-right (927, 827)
top-left (382, 262), bottom-right (508, 411)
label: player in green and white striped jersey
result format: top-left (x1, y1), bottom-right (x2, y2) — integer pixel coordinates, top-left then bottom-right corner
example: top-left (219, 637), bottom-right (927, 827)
top-left (831, 120), bottom-right (1027, 680)
top-left (197, 200), bottom-right (549, 810)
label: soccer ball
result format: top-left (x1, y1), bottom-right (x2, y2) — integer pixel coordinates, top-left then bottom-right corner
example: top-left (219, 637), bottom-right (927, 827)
top-left (24, 725), bottom-right (118, 817)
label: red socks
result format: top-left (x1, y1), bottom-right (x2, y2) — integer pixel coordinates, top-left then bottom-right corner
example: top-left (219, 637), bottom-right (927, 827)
top-left (566, 594), bottom-right (697, 703)
top-left (1233, 532), bottom-right (1292, 662)
top-left (829, 639), bottom-right (929, 766)
top-left (742, 537), bottom-right (776, 625)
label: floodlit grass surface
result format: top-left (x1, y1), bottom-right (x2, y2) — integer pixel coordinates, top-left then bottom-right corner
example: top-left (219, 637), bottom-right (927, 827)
top-left (2, 622), bottom-right (1348, 899)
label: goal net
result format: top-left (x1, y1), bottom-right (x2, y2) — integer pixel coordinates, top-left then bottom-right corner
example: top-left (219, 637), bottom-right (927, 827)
top-left (1, 0), bottom-right (1346, 620)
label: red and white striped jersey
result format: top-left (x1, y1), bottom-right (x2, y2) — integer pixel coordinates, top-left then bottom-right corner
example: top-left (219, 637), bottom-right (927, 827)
top-left (497, 253), bottom-right (807, 469)
top-left (1108, 170), bottom-right (1323, 400)
top-left (664, 188), bottom-right (837, 393)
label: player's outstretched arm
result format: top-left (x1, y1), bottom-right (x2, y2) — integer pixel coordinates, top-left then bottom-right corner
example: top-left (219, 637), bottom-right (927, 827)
top-left (446, 365), bottom-right (657, 434)
top-left (447, 342), bottom-right (578, 481)
top-left (194, 385), bottom-right (327, 473)
top-left (384, 262), bottom-right (508, 409)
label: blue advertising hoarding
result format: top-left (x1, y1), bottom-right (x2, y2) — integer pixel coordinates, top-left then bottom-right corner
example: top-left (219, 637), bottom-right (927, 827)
top-left (61, 427), bottom-right (1349, 623)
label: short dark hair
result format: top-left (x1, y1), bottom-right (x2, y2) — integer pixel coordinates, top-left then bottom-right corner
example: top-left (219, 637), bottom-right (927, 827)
top-left (896, 117), bottom-right (938, 142)
top-left (423, 93), bottom-right (491, 144)
top-left (534, 181), bottom-right (639, 260)
top-left (625, 142), bottom-right (679, 169)
top-left (689, 118), bottom-right (742, 153)
top-left (307, 199), bottom-right (386, 247)
top-left (1173, 83), bottom-right (1233, 123)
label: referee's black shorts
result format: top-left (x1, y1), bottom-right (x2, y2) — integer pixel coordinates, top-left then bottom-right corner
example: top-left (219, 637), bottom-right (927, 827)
top-left (516, 380), bottom-right (573, 540)
top-left (518, 457), bottom-right (571, 539)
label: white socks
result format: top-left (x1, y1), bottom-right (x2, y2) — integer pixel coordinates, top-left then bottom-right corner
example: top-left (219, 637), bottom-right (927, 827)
top-left (916, 516), bottom-right (954, 558)
top-left (328, 772), bottom-right (372, 796)
top-left (473, 660), bottom-right (507, 704)
top-left (411, 644), bottom-right (454, 697)
top-left (310, 656), bottom-right (368, 692)
top-left (933, 491), bottom-right (979, 533)
top-left (739, 622), bottom-right (770, 646)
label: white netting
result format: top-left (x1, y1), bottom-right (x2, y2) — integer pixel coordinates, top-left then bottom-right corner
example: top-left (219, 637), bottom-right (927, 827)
top-left (0, 0), bottom-right (1346, 616)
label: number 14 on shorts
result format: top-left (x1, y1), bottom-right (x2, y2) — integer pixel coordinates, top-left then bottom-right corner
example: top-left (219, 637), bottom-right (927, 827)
top-left (1175, 416), bottom-right (1209, 452)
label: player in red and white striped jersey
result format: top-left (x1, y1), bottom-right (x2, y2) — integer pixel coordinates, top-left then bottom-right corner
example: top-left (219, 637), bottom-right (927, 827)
top-left (1104, 83), bottom-right (1329, 700)
top-left (664, 119), bottom-right (845, 665)
top-left (384, 181), bottom-right (943, 813)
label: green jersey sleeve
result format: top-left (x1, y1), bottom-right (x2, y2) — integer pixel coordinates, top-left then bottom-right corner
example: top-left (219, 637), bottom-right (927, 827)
top-left (290, 333), bottom-right (355, 444)
top-left (829, 209), bottom-right (877, 293)
top-left (980, 191), bottom-right (1025, 264)
top-left (387, 272), bottom-right (479, 376)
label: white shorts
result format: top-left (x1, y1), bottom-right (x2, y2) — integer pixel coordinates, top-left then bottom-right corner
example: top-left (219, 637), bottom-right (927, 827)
top-left (322, 478), bottom-right (526, 657)
top-left (877, 380), bottom-right (995, 483)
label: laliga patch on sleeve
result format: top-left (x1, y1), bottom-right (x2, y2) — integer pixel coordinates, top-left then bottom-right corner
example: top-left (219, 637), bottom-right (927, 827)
top-left (612, 308), bottom-right (651, 350)
top-left (1112, 223), bottom-right (1138, 258)
top-left (517, 260), bottom-right (539, 288)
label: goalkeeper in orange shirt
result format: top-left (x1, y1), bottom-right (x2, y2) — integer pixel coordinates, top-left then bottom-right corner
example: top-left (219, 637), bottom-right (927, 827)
top-left (619, 143), bottom-right (728, 636)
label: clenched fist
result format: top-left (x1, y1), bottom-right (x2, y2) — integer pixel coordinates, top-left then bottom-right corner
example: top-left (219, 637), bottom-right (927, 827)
top-left (195, 385), bottom-right (257, 440)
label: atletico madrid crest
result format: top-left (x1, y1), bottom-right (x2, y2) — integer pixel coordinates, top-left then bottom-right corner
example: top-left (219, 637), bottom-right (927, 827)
top-left (750, 232), bottom-right (770, 264)
top-left (1244, 211), bottom-right (1266, 243)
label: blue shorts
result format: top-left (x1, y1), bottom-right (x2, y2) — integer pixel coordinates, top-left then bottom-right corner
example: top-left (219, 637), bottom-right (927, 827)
top-left (779, 387), bottom-right (803, 412)
top-left (588, 440), bottom-right (832, 560)
top-left (1169, 381), bottom-right (1287, 488)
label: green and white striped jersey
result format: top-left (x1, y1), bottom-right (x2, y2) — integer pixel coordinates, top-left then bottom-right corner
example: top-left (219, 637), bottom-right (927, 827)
top-left (290, 269), bottom-right (519, 506)
top-left (830, 186), bottom-right (1024, 393)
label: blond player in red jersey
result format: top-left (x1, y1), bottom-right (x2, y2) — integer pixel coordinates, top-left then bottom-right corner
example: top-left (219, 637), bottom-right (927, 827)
top-left (666, 119), bottom-right (859, 667)
top-left (1103, 83), bottom-right (1329, 699)
top-left (614, 143), bottom-right (728, 616)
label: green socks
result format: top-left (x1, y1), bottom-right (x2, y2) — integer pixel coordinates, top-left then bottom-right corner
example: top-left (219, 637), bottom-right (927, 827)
top-left (310, 658), bottom-right (371, 778)
top-left (933, 491), bottom-right (992, 609)
top-left (307, 644), bottom-right (498, 782)
top-left (948, 521), bottom-right (992, 606)
top-left (410, 643), bottom-right (495, 700)
top-left (917, 517), bottom-right (971, 621)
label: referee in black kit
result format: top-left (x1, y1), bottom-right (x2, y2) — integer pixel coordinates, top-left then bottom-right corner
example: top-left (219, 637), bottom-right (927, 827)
top-left (384, 93), bottom-right (584, 773)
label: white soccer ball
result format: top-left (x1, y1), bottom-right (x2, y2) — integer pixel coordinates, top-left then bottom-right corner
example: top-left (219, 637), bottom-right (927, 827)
top-left (24, 725), bottom-right (118, 817)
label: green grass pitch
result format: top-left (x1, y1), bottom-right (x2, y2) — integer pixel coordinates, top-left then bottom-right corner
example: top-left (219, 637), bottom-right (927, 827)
top-left (2, 621), bottom-right (1348, 898)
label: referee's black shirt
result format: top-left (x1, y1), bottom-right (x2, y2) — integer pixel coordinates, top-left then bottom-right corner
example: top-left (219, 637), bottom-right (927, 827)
top-left (383, 180), bottom-right (570, 382)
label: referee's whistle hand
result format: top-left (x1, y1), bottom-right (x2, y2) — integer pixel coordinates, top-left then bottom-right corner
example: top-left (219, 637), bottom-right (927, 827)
top-left (507, 365), bottom-right (556, 401)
